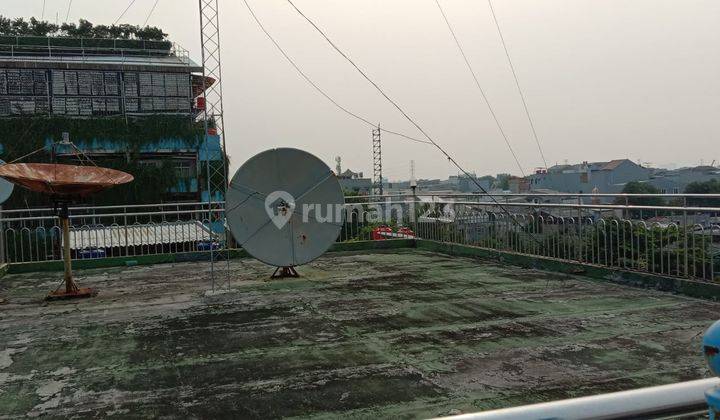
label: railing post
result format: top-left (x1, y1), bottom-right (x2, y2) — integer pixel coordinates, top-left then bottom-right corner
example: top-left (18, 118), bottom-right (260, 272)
top-left (123, 208), bottom-right (129, 257)
top-left (577, 196), bottom-right (583, 262)
top-left (0, 206), bottom-right (5, 265)
top-left (683, 197), bottom-right (689, 278)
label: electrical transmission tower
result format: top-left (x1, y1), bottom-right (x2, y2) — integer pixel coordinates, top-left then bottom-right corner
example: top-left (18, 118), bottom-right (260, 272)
top-left (198, 0), bottom-right (228, 288)
top-left (372, 125), bottom-right (383, 195)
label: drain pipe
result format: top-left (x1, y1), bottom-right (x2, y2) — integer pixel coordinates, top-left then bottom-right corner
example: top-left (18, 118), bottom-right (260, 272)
top-left (435, 378), bottom-right (720, 420)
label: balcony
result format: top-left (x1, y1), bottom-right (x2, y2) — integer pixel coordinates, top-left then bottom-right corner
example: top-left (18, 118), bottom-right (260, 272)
top-left (0, 193), bottom-right (719, 418)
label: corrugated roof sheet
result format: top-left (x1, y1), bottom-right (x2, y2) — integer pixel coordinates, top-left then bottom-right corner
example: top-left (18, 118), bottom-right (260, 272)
top-left (70, 220), bottom-right (214, 250)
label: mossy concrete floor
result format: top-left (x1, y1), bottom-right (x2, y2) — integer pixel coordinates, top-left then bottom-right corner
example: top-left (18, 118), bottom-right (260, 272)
top-left (0, 249), bottom-right (718, 418)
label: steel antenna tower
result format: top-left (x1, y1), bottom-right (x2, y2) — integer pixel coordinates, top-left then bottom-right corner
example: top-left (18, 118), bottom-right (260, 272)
top-left (372, 125), bottom-right (383, 195)
top-left (199, 0), bottom-right (229, 289)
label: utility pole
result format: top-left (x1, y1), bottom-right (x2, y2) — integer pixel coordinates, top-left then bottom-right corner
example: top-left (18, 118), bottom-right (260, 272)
top-left (372, 124), bottom-right (383, 196)
top-left (410, 160), bottom-right (417, 194)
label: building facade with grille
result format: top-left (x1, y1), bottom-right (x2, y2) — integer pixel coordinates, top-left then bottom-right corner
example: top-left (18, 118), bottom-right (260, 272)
top-left (0, 36), bottom-right (223, 204)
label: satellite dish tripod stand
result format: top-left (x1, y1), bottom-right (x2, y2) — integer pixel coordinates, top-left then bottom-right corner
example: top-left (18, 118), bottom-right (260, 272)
top-left (271, 266), bottom-right (299, 278)
top-left (46, 200), bottom-right (97, 301)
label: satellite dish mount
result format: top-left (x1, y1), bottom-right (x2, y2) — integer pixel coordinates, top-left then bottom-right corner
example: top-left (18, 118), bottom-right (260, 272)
top-left (271, 266), bottom-right (299, 279)
top-left (0, 135), bottom-right (134, 301)
top-left (50, 198), bottom-right (97, 300)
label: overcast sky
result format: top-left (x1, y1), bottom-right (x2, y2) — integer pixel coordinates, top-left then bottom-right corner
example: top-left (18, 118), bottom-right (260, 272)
top-left (4, 0), bottom-right (719, 180)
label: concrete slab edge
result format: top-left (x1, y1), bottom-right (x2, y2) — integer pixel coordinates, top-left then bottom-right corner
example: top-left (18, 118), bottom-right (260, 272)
top-left (415, 240), bottom-right (720, 301)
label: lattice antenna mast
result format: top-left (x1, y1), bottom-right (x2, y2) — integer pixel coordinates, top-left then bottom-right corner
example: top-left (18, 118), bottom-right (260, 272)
top-left (372, 124), bottom-right (383, 195)
top-left (199, 0), bottom-right (229, 288)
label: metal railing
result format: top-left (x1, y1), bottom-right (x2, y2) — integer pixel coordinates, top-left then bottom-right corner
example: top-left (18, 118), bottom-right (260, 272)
top-left (0, 201), bottom-right (222, 264)
top-left (0, 35), bottom-right (191, 65)
top-left (1, 195), bottom-right (718, 283)
top-left (341, 194), bottom-right (720, 282)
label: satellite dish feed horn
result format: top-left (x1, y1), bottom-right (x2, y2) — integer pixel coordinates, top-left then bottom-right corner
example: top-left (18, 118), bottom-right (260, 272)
top-left (226, 148), bottom-right (345, 277)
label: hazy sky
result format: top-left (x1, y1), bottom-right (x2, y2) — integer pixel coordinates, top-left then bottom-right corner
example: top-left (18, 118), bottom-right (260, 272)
top-left (4, 0), bottom-right (719, 180)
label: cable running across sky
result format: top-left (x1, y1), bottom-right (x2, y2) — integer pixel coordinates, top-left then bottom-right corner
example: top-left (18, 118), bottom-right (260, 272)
top-left (241, 0), bottom-right (431, 145)
top-left (434, 0), bottom-right (525, 177)
top-left (115, 0), bottom-right (137, 25)
top-left (143, 0), bottom-right (160, 27)
top-left (65, 0), bottom-right (73, 22)
top-left (283, 0), bottom-right (542, 241)
top-left (487, 0), bottom-right (549, 169)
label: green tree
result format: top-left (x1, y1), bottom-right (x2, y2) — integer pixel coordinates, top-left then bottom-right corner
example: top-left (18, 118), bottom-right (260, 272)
top-left (496, 174), bottom-right (511, 190)
top-left (75, 19), bottom-right (94, 37)
top-left (136, 26), bottom-right (167, 41)
top-left (28, 17), bottom-right (58, 36)
top-left (616, 182), bottom-right (664, 205)
top-left (0, 16), bottom-right (12, 34)
top-left (614, 182), bottom-right (665, 219)
top-left (1, 16), bottom-right (169, 41)
top-left (685, 179), bottom-right (720, 208)
top-left (11, 17), bottom-right (30, 35)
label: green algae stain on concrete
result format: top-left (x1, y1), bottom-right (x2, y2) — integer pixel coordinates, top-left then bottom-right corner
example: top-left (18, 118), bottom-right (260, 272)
top-left (0, 249), bottom-right (718, 418)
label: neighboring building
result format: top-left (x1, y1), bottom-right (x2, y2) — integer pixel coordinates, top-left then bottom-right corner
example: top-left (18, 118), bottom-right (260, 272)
top-left (528, 159), bottom-right (651, 194)
top-left (337, 169), bottom-right (372, 195)
top-left (646, 166), bottom-right (720, 194)
top-left (0, 35), bottom-right (223, 204)
top-left (508, 176), bottom-right (530, 193)
top-left (454, 174), bottom-right (492, 193)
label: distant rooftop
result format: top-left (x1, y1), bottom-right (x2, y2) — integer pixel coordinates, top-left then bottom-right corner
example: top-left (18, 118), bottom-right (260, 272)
top-left (0, 35), bottom-right (201, 72)
top-left (545, 159), bottom-right (641, 174)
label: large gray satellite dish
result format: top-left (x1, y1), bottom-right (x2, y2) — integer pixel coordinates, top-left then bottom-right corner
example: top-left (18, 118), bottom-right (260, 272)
top-left (0, 160), bottom-right (15, 205)
top-left (226, 148), bottom-right (344, 272)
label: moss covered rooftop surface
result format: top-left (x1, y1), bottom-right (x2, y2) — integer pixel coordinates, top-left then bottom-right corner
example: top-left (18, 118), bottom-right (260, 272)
top-left (0, 249), bottom-right (717, 418)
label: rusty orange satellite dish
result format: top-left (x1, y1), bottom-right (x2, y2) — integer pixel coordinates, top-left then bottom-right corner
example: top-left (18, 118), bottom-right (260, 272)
top-left (0, 163), bottom-right (134, 197)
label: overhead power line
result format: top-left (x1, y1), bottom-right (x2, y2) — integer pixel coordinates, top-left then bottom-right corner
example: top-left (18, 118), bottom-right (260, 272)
top-left (114, 0), bottom-right (137, 25)
top-left (143, 0), bottom-right (160, 27)
top-left (65, 0), bottom-right (73, 22)
top-left (487, 0), bottom-right (548, 170)
top-left (283, 0), bottom-right (540, 240)
top-left (241, 0), bottom-right (431, 145)
top-left (433, 0), bottom-right (525, 177)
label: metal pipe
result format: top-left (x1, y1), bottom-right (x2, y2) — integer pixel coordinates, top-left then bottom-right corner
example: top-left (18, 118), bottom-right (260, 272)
top-left (60, 216), bottom-right (77, 293)
top-left (354, 200), bottom-right (720, 213)
top-left (435, 378), bottom-right (720, 420)
top-left (347, 193), bottom-right (720, 200)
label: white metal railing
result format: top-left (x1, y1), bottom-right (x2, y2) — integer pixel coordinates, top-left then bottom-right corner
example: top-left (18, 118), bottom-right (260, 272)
top-left (340, 194), bottom-right (720, 282)
top-left (1, 195), bottom-right (719, 282)
top-left (0, 36), bottom-right (191, 65)
top-left (0, 202), bottom-right (222, 264)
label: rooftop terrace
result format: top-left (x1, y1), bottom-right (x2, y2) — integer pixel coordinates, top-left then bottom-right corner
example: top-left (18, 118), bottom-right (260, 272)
top-left (0, 248), bottom-right (716, 418)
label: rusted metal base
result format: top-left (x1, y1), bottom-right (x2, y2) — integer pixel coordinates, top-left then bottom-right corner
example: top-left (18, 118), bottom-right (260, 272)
top-left (46, 288), bottom-right (98, 301)
top-left (271, 266), bottom-right (299, 279)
